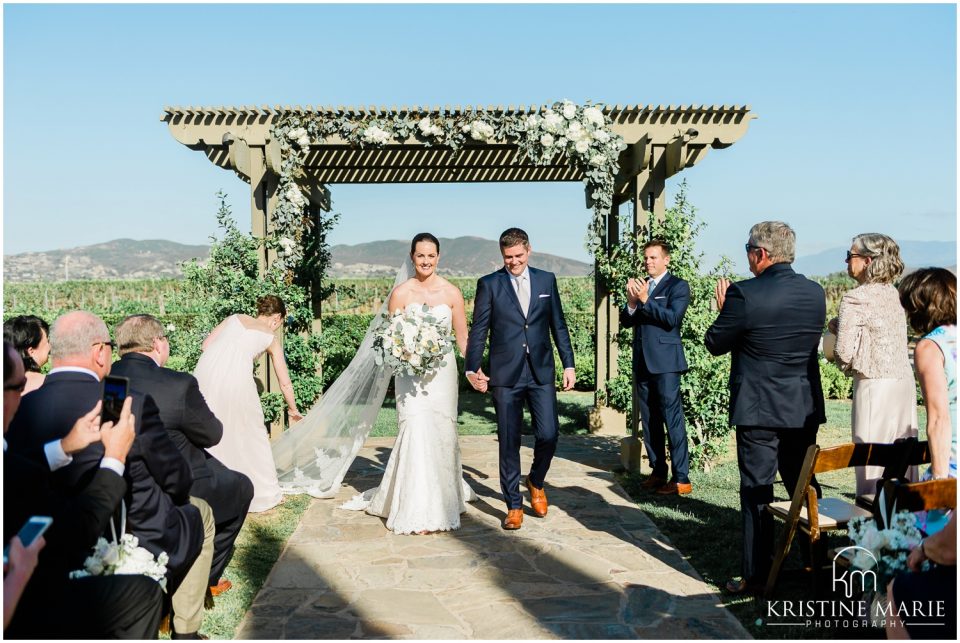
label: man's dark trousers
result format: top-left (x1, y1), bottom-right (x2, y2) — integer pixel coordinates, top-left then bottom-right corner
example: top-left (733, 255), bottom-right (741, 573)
top-left (636, 359), bottom-right (689, 484)
top-left (737, 423), bottom-right (821, 583)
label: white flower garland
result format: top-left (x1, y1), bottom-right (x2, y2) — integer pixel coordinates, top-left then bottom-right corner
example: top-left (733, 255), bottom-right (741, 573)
top-left (268, 100), bottom-right (627, 275)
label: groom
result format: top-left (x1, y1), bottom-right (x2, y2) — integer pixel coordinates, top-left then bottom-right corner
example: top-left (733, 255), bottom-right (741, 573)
top-left (466, 228), bottom-right (576, 530)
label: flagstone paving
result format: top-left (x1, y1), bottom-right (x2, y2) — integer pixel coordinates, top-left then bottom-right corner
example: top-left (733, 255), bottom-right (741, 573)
top-left (236, 435), bottom-right (750, 639)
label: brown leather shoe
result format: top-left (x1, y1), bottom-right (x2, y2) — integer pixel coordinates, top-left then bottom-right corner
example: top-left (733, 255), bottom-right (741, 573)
top-left (502, 508), bottom-right (523, 530)
top-left (209, 578), bottom-right (232, 597)
top-left (525, 477), bottom-right (548, 517)
top-left (656, 481), bottom-right (693, 496)
top-left (641, 475), bottom-right (667, 490)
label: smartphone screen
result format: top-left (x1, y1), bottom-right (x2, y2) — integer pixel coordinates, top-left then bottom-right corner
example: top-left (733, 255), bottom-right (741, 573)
top-left (3, 516), bottom-right (53, 564)
top-left (101, 375), bottom-right (129, 425)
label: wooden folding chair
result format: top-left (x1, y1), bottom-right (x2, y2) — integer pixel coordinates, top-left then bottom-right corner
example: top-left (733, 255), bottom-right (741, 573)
top-left (855, 438), bottom-right (931, 511)
top-left (872, 478), bottom-right (957, 528)
top-left (763, 442), bottom-right (923, 597)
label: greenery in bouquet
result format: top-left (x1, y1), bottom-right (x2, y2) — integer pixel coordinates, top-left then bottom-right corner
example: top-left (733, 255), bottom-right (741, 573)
top-left (847, 510), bottom-right (924, 588)
top-left (373, 305), bottom-right (455, 377)
top-left (69, 533), bottom-right (169, 592)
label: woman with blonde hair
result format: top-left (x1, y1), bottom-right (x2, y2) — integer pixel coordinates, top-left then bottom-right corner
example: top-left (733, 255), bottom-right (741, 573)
top-left (828, 233), bottom-right (918, 496)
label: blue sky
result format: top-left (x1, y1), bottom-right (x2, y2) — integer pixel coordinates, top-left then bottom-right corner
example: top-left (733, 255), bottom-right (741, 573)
top-left (3, 3), bottom-right (956, 272)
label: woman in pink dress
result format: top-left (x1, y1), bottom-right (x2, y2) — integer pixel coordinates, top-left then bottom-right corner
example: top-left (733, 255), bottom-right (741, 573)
top-left (194, 295), bottom-right (302, 512)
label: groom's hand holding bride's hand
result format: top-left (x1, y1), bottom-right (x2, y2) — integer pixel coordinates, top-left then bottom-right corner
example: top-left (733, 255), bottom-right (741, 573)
top-left (467, 369), bottom-right (489, 393)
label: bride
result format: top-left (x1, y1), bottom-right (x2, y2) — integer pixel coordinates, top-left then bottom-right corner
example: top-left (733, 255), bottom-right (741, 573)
top-left (272, 232), bottom-right (477, 534)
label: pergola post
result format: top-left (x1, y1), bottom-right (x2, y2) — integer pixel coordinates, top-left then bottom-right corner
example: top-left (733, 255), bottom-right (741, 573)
top-left (249, 146), bottom-right (284, 438)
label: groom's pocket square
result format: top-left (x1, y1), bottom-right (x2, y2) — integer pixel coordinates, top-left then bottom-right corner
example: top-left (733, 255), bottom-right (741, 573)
top-left (538, 294), bottom-right (550, 298)
top-left (654, 296), bottom-right (666, 299)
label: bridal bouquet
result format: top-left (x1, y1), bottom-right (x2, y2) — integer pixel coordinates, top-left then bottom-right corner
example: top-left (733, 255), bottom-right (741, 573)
top-left (69, 533), bottom-right (169, 591)
top-left (372, 305), bottom-right (455, 377)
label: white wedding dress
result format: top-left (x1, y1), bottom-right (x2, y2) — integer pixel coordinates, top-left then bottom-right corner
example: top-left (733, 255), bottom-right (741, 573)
top-left (341, 303), bottom-right (477, 534)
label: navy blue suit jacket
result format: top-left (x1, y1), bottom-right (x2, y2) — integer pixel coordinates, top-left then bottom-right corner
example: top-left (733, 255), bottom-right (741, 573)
top-left (466, 267), bottom-right (575, 387)
top-left (6, 371), bottom-right (203, 591)
top-left (619, 273), bottom-right (690, 375)
top-left (705, 263), bottom-right (827, 429)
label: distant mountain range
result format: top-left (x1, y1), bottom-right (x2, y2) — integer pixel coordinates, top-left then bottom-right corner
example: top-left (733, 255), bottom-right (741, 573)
top-left (2, 237), bottom-right (592, 282)
top-left (329, 236), bottom-right (592, 277)
top-left (792, 240), bottom-right (956, 277)
top-left (3, 239), bottom-right (210, 282)
top-left (4, 237), bottom-right (954, 282)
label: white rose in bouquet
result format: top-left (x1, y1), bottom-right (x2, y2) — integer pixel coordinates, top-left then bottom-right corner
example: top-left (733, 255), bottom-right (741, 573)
top-left (540, 133), bottom-right (555, 148)
top-left (575, 140), bottom-right (590, 154)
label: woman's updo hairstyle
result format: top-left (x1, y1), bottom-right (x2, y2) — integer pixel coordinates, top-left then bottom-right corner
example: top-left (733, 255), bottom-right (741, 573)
top-left (410, 232), bottom-right (440, 255)
top-left (256, 295), bottom-right (287, 318)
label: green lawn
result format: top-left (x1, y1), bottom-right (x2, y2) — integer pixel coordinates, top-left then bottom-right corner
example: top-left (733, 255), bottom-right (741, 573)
top-left (203, 396), bottom-right (926, 638)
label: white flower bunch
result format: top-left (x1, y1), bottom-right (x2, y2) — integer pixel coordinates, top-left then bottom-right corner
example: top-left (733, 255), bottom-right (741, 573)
top-left (285, 184), bottom-right (307, 209)
top-left (286, 127), bottom-right (310, 148)
top-left (417, 116), bottom-right (443, 138)
top-left (465, 120), bottom-right (495, 142)
top-left (70, 533), bottom-right (169, 592)
top-left (362, 124), bottom-right (392, 145)
top-left (278, 237), bottom-right (296, 257)
top-left (372, 305), bottom-right (455, 377)
top-left (847, 511), bottom-right (923, 585)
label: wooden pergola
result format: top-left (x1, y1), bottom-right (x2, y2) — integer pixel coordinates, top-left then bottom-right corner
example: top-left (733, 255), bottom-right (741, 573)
top-left (163, 103), bottom-right (754, 456)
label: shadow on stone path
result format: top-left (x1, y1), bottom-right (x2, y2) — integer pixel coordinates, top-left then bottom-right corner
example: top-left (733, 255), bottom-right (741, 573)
top-left (236, 435), bottom-right (750, 639)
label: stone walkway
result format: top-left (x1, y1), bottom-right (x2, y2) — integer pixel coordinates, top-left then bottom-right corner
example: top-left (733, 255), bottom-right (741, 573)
top-left (236, 435), bottom-right (749, 639)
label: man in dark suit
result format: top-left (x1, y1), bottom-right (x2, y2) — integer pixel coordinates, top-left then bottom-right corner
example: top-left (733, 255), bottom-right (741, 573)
top-left (4, 341), bottom-right (163, 639)
top-left (620, 239), bottom-right (692, 495)
top-left (466, 228), bottom-right (576, 530)
top-left (5, 312), bottom-right (215, 639)
top-left (705, 221), bottom-right (826, 594)
top-left (111, 314), bottom-right (253, 596)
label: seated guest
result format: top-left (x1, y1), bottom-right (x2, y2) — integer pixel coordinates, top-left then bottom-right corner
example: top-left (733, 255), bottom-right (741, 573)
top-left (828, 234), bottom-right (918, 496)
top-left (3, 533), bottom-right (44, 631)
top-left (4, 312), bottom-right (215, 639)
top-left (886, 511), bottom-right (956, 639)
top-left (111, 314), bottom-right (253, 597)
top-left (3, 315), bottom-right (51, 395)
top-left (898, 268), bottom-right (957, 481)
top-left (3, 341), bottom-right (163, 639)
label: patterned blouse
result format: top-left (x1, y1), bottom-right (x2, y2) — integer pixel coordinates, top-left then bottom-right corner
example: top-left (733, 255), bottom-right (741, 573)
top-left (835, 283), bottom-right (914, 380)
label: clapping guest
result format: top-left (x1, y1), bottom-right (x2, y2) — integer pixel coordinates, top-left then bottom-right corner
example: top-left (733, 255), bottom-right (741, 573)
top-left (3, 315), bottom-right (51, 395)
top-left (828, 234), bottom-right (918, 496)
top-left (111, 314), bottom-right (254, 598)
top-left (898, 268), bottom-right (957, 481)
top-left (4, 312), bottom-right (215, 639)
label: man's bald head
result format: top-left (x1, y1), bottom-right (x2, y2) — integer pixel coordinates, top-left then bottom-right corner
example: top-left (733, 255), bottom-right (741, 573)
top-left (49, 311), bottom-right (113, 376)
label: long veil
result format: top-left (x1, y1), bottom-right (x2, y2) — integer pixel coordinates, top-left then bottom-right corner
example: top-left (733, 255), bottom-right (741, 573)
top-left (272, 259), bottom-right (411, 498)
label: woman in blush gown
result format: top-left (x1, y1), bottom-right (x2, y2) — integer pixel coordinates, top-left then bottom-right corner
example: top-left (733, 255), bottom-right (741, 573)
top-left (194, 295), bottom-right (303, 512)
top-left (341, 232), bottom-right (477, 534)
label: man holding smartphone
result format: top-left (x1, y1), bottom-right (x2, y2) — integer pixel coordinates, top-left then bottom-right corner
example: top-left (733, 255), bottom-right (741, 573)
top-left (3, 340), bottom-right (162, 638)
top-left (6, 312), bottom-right (215, 639)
